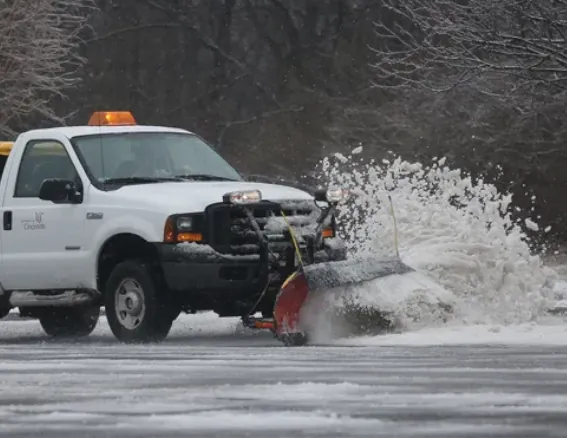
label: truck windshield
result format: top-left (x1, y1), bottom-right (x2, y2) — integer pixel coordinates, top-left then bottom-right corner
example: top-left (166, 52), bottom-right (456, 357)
top-left (72, 132), bottom-right (242, 184)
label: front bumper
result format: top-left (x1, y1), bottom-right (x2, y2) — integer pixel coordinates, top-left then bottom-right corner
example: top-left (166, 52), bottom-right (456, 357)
top-left (157, 243), bottom-right (268, 295)
top-left (156, 239), bottom-right (347, 297)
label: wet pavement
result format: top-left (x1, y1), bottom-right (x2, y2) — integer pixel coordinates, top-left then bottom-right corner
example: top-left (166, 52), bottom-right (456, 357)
top-left (0, 316), bottom-right (566, 437)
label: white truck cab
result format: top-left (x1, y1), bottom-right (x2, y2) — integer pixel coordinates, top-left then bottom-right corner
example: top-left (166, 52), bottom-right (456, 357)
top-left (0, 112), bottom-right (346, 342)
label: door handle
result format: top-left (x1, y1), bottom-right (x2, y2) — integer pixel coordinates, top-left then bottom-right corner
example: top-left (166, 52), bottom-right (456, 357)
top-left (3, 211), bottom-right (12, 230)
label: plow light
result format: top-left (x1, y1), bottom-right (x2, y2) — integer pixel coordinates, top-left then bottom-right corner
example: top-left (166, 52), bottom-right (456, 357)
top-left (315, 187), bottom-right (351, 204)
top-left (223, 189), bottom-right (262, 204)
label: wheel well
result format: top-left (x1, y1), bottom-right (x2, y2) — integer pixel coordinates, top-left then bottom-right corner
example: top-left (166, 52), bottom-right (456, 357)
top-left (97, 233), bottom-right (159, 292)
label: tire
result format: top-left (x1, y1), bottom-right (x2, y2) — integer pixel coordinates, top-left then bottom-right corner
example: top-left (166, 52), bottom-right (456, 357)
top-left (104, 259), bottom-right (174, 343)
top-left (39, 305), bottom-right (99, 338)
top-left (0, 308), bottom-right (10, 319)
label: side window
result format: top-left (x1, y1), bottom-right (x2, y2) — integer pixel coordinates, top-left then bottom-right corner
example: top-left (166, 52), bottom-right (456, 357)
top-left (15, 140), bottom-right (79, 198)
top-left (0, 155), bottom-right (8, 181)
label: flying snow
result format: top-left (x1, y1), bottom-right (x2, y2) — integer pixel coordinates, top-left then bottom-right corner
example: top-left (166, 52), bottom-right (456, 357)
top-left (314, 153), bottom-right (559, 328)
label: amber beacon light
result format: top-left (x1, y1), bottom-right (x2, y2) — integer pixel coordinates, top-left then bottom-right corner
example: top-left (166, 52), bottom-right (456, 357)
top-left (88, 111), bottom-right (137, 126)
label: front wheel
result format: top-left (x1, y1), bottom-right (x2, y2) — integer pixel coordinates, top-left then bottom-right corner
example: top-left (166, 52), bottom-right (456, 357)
top-left (39, 305), bottom-right (99, 338)
top-left (104, 259), bottom-right (175, 343)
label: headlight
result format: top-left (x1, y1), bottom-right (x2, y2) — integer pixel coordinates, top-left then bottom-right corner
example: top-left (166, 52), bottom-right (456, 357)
top-left (177, 216), bottom-right (193, 230)
top-left (164, 213), bottom-right (204, 244)
top-left (223, 189), bottom-right (262, 204)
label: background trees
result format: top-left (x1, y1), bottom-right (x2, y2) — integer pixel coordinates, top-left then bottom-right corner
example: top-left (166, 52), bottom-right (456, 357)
top-left (1, 0), bottom-right (566, 246)
top-left (0, 0), bottom-right (96, 137)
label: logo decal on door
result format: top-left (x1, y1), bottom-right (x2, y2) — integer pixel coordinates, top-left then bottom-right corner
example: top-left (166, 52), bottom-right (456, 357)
top-left (86, 212), bottom-right (103, 220)
top-left (21, 212), bottom-right (46, 230)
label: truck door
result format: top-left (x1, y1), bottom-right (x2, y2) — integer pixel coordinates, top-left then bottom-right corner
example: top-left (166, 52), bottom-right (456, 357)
top-left (0, 138), bottom-right (87, 290)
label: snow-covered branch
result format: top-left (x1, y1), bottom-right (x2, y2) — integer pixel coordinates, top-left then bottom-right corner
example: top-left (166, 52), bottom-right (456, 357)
top-left (0, 0), bottom-right (97, 137)
top-left (372, 0), bottom-right (567, 97)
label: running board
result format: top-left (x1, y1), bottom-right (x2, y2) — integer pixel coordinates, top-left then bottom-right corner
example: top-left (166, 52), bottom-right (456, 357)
top-left (8, 290), bottom-right (97, 307)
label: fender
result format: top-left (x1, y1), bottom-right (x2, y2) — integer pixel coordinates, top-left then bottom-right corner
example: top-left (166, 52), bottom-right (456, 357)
top-left (84, 214), bottom-right (162, 289)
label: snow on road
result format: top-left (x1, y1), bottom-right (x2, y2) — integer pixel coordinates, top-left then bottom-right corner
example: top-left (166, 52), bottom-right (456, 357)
top-left (2, 314), bottom-right (567, 437)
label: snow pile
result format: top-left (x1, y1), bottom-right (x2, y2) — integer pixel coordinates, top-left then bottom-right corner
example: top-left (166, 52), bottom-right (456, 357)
top-left (315, 153), bottom-right (558, 327)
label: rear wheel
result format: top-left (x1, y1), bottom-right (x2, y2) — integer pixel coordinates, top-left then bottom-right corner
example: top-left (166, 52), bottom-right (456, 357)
top-left (104, 259), bottom-right (175, 343)
top-left (39, 305), bottom-right (99, 338)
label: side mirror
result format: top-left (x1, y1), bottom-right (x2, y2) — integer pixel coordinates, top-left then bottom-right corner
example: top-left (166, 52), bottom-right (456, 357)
top-left (39, 178), bottom-right (82, 204)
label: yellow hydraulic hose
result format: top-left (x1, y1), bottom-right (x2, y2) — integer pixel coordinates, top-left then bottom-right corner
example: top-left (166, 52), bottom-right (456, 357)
top-left (281, 210), bottom-right (303, 266)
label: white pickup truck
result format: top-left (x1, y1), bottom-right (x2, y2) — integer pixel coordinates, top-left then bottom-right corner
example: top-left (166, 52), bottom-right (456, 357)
top-left (0, 111), bottom-right (346, 343)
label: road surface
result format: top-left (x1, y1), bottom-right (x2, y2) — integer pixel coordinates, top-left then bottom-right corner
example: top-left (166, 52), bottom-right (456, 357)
top-left (1, 314), bottom-right (567, 437)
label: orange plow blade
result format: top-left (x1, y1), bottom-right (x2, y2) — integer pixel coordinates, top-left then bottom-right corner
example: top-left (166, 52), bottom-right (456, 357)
top-left (270, 256), bottom-right (432, 346)
top-left (272, 269), bottom-right (310, 345)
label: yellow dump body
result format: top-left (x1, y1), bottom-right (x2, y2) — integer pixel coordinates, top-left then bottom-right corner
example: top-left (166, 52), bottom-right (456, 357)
top-left (0, 142), bottom-right (13, 156)
top-left (0, 141), bottom-right (66, 157)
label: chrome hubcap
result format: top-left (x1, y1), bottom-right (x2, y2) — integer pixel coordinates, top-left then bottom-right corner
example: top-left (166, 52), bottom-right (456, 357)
top-left (115, 278), bottom-right (145, 330)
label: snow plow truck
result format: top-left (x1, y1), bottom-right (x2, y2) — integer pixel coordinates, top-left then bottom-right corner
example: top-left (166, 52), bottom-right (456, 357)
top-left (0, 111), bottom-right (436, 345)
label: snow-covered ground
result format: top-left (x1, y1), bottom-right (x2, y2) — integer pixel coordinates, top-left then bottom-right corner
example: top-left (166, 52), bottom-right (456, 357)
top-left (2, 313), bottom-right (567, 437)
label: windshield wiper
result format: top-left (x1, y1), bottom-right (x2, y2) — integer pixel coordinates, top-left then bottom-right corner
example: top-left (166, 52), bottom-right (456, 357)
top-left (174, 174), bottom-right (238, 181)
top-left (102, 176), bottom-right (184, 185)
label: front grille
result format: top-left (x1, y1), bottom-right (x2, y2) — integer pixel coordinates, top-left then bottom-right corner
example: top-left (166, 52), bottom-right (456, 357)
top-left (205, 200), bottom-right (320, 259)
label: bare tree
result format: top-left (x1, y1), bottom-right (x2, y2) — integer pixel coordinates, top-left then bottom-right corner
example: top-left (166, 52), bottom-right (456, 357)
top-left (0, 0), bottom-right (97, 137)
top-left (369, 1), bottom-right (567, 172)
top-left (372, 0), bottom-right (567, 98)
